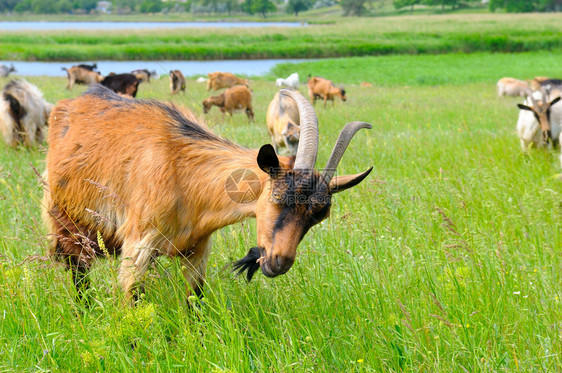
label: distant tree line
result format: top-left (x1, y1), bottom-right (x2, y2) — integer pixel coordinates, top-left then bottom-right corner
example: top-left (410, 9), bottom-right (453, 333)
top-left (393, 0), bottom-right (477, 11)
top-left (0, 0), bottom-right (321, 17)
top-left (3, 0), bottom-right (558, 16)
top-left (489, 0), bottom-right (561, 12)
top-left (393, 0), bottom-right (561, 11)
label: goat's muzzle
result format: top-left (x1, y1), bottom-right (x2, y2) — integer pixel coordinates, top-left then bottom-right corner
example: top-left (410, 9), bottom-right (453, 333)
top-left (232, 246), bottom-right (295, 281)
top-left (261, 254), bottom-right (294, 277)
top-left (542, 130), bottom-right (552, 145)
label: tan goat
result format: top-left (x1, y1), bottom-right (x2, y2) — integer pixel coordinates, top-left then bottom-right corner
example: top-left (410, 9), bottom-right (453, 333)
top-left (307, 76), bottom-right (347, 107)
top-left (202, 85), bottom-right (255, 122)
top-left (207, 72), bottom-right (249, 91)
top-left (0, 80), bottom-right (53, 147)
top-left (266, 91), bottom-right (300, 156)
top-left (62, 66), bottom-right (104, 90)
top-left (496, 77), bottom-right (529, 97)
top-left (170, 70), bottom-right (186, 95)
top-left (42, 86), bottom-right (372, 303)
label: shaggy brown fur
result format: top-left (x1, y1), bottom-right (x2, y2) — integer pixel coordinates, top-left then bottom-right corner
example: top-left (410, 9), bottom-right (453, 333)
top-left (202, 85), bottom-right (255, 122)
top-left (207, 72), bottom-right (249, 91)
top-left (307, 76), bottom-right (346, 107)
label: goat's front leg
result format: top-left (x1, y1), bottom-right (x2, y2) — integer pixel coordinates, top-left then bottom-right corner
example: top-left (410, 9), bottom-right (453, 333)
top-left (180, 237), bottom-right (212, 300)
top-left (119, 236), bottom-right (156, 304)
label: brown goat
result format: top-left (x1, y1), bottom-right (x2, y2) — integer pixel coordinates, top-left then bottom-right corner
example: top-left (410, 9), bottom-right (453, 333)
top-left (42, 86), bottom-right (372, 303)
top-left (62, 66), bottom-right (104, 90)
top-left (170, 70), bottom-right (186, 95)
top-left (207, 72), bottom-right (249, 91)
top-left (307, 76), bottom-right (347, 107)
top-left (101, 74), bottom-right (141, 98)
top-left (266, 91), bottom-right (300, 156)
top-left (202, 85), bottom-right (255, 122)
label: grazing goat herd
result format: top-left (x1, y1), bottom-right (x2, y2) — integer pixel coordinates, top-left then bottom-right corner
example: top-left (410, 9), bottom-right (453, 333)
top-left (1, 60), bottom-right (561, 305)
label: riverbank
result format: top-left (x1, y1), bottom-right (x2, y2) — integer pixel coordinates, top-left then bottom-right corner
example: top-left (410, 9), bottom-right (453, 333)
top-left (1, 14), bottom-right (560, 61)
top-left (5, 51), bottom-right (560, 82)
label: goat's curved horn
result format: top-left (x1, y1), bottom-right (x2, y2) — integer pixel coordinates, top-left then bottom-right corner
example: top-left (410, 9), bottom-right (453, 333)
top-left (322, 121), bottom-right (372, 182)
top-left (279, 88), bottom-right (318, 170)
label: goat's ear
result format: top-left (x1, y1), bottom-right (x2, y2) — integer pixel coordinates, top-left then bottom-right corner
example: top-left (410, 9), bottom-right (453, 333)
top-left (550, 97), bottom-right (561, 106)
top-left (257, 144), bottom-right (280, 176)
top-left (517, 104), bottom-right (533, 111)
top-left (329, 167), bottom-right (373, 194)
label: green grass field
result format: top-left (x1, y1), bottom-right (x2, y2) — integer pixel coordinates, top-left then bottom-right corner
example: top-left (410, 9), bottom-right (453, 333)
top-left (1, 51), bottom-right (562, 371)
top-left (1, 13), bottom-right (561, 61)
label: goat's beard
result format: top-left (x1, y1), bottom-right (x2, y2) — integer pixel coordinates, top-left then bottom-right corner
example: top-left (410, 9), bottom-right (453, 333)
top-left (232, 246), bottom-right (263, 282)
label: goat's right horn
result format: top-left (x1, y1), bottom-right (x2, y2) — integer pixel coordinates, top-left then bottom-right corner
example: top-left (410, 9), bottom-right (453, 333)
top-left (322, 121), bottom-right (372, 183)
top-left (540, 87), bottom-right (548, 103)
top-left (279, 88), bottom-right (318, 170)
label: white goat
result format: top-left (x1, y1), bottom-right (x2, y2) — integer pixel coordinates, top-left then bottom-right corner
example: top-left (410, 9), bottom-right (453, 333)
top-left (0, 80), bottom-right (53, 147)
top-left (517, 89), bottom-right (562, 163)
top-left (497, 77), bottom-right (529, 97)
top-left (276, 73), bottom-right (299, 89)
top-left (0, 64), bottom-right (16, 78)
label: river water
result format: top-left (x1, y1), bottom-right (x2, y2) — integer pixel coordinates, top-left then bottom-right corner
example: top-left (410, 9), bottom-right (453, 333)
top-left (0, 59), bottom-right (308, 77)
top-left (0, 21), bottom-right (306, 31)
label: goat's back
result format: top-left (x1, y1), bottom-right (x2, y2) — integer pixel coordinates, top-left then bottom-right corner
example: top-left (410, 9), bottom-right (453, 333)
top-left (308, 77), bottom-right (332, 92)
top-left (224, 85), bottom-right (252, 109)
top-left (46, 87), bottom-right (215, 232)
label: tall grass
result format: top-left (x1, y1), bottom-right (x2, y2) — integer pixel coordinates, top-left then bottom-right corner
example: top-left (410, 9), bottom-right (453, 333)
top-left (0, 53), bottom-right (562, 371)
top-left (1, 13), bottom-right (561, 61)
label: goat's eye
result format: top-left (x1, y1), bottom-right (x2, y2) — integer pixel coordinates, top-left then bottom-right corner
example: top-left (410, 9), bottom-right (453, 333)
top-left (272, 192), bottom-right (282, 201)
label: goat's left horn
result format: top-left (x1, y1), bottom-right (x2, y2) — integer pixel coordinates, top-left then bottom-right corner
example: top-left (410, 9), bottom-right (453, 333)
top-left (322, 121), bottom-right (372, 182)
top-left (279, 88), bottom-right (319, 170)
